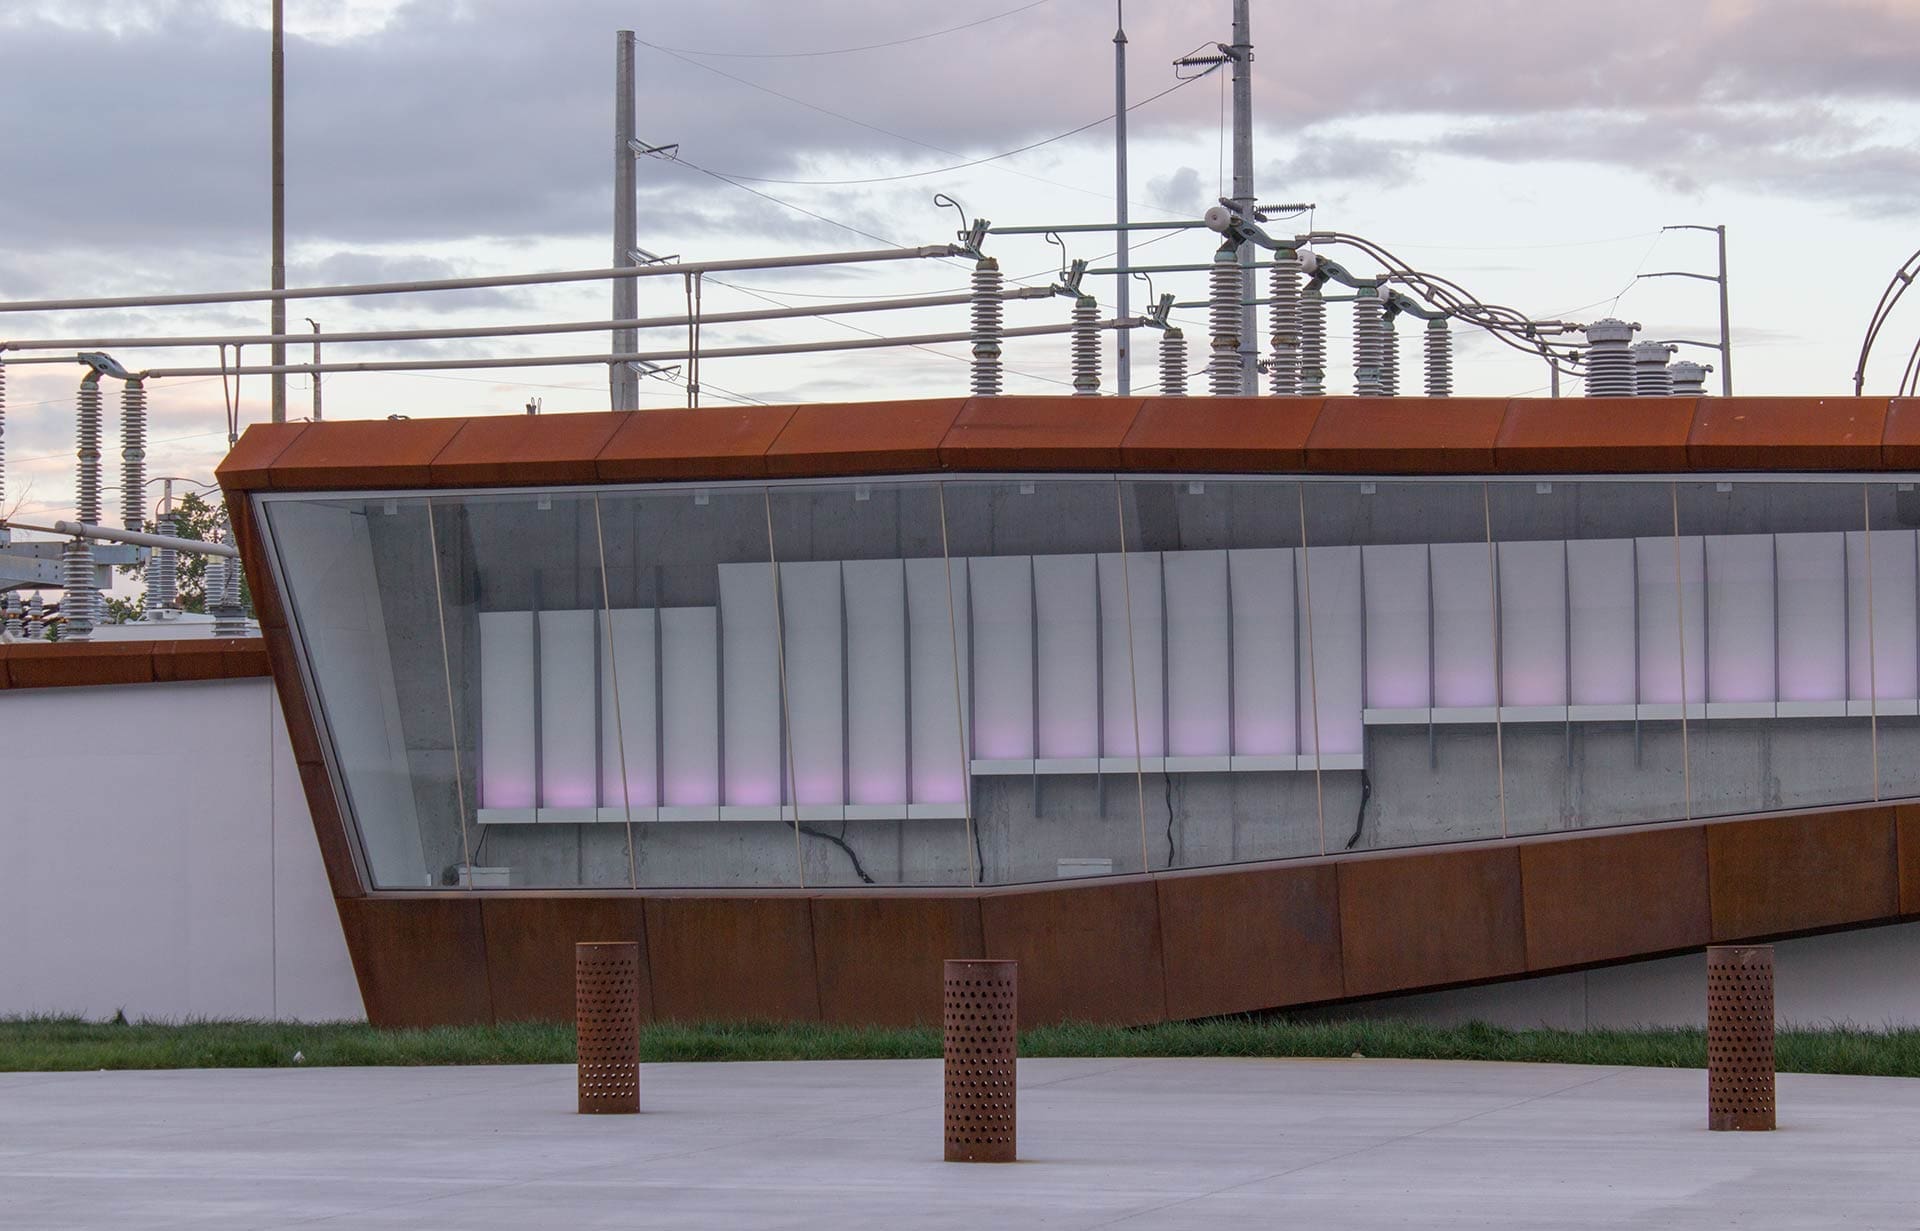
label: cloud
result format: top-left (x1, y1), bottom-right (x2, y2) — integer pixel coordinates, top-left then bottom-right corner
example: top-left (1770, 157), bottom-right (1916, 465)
top-left (1147, 165), bottom-right (1205, 213)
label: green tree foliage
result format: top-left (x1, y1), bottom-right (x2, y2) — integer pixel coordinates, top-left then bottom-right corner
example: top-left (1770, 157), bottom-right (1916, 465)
top-left (107, 490), bottom-right (251, 623)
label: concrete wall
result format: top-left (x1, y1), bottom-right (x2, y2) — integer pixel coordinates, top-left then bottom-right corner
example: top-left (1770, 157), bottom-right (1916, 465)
top-left (1319, 921), bottom-right (1920, 1030)
top-left (0, 677), bottom-right (364, 1022)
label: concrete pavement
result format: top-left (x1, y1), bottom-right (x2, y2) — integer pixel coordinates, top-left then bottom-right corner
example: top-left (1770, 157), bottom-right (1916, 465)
top-left (3, 1057), bottom-right (1918, 1228)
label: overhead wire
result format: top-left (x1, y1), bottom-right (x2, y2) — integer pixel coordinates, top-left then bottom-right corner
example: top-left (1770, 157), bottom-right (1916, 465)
top-left (647, 61), bottom-right (1220, 188)
top-left (646, 0), bottom-right (1056, 59)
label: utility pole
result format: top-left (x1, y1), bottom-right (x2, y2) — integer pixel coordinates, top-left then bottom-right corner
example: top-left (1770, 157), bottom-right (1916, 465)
top-left (1113, 3), bottom-right (1130, 396)
top-left (304, 318), bottom-right (322, 420)
top-left (1715, 223), bottom-right (1732, 396)
top-left (269, 0), bottom-right (286, 423)
top-left (1229, 0), bottom-right (1255, 389)
top-left (1639, 223), bottom-right (1732, 396)
top-left (611, 30), bottom-right (640, 411)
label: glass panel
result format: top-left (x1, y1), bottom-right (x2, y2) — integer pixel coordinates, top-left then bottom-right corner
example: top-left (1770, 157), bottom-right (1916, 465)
top-left (1866, 483), bottom-right (1920, 802)
top-left (938, 477), bottom-right (1139, 884)
top-left (262, 495), bottom-right (465, 890)
top-left (1485, 480), bottom-right (1688, 834)
top-left (1306, 479), bottom-right (1501, 851)
top-left (766, 479), bottom-right (973, 886)
top-left (1677, 479), bottom-right (1874, 817)
top-left (1117, 477), bottom-right (1318, 869)
top-left (593, 483), bottom-right (797, 887)
top-left (430, 490), bottom-right (631, 888)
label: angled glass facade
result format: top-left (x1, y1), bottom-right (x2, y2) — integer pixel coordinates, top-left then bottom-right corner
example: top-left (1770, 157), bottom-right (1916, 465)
top-left (257, 473), bottom-right (1906, 891)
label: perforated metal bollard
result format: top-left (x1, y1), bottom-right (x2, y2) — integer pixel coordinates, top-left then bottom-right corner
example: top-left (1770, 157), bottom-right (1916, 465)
top-left (1707, 945), bottom-right (1775, 1131)
top-left (576, 941), bottom-right (640, 1114)
top-left (944, 959), bottom-right (1017, 1162)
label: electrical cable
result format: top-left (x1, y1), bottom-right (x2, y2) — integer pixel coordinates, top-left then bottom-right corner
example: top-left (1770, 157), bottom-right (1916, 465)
top-left (1344, 769), bottom-right (1373, 850)
top-left (646, 0), bottom-right (1056, 59)
top-left (1164, 772), bottom-right (1176, 867)
top-left (637, 36), bottom-right (1205, 216)
top-left (798, 822), bottom-right (876, 884)
top-left (661, 69), bottom-right (1220, 187)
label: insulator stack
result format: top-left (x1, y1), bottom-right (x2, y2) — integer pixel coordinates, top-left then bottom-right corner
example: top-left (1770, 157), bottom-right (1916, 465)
top-left (121, 378), bottom-right (147, 531)
top-left (1381, 311), bottom-right (1401, 396)
top-left (207, 555), bottom-right (236, 635)
top-left (1352, 287), bottom-right (1388, 396)
top-left (1208, 242), bottom-right (1244, 396)
top-left (1298, 282), bottom-right (1327, 396)
top-left (1582, 318), bottom-right (1638, 396)
top-left (1631, 340), bottom-right (1676, 397)
top-left (61, 542), bottom-right (94, 640)
top-left (1671, 360), bottom-right (1711, 395)
top-left (3, 592), bottom-right (21, 639)
top-left (1070, 295), bottom-right (1101, 396)
top-left (1424, 318), bottom-right (1454, 397)
top-left (76, 374), bottom-right (102, 528)
top-left (1267, 250), bottom-right (1303, 395)
top-left (63, 374), bottom-right (104, 638)
top-left (970, 258), bottom-right (1004, 397)
top-left (148, 514), bottom-right (179, 619)
top-left (1159, 328), bottom-right (1188, 396)
top-left (26, 592), bottom-right (44, 639)
top-left (212, 533), bottom-right (247, 635)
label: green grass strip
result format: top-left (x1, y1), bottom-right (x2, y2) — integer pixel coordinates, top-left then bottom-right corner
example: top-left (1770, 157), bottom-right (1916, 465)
top-left (5, 1014), bottom-right (1920, 1076)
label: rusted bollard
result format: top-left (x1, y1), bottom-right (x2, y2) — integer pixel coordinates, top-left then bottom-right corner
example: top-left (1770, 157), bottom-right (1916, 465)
top-left (1707, 944), bottom-right (1775, 1131)
top-left (944, 958), bottom-right (1018, 1162)
top-left (576, 941), bottom-right (640, 1114)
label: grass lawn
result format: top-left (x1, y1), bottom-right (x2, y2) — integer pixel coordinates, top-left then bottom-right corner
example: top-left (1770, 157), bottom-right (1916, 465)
top-left (6, 1015), bottom-right (1920, 1076)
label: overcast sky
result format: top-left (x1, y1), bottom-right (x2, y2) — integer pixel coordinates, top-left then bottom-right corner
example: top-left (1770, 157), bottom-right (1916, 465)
top-left (4, 0), bottom-right (1920, 527)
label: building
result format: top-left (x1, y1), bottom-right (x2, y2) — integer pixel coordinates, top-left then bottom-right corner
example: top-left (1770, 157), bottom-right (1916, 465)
top-left (11, 393), bottom-right (1920, 1029)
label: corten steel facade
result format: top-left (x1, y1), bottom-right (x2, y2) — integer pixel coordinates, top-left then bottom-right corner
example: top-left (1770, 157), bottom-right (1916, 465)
top-left (216, 394), bottom-right (1920, 1029)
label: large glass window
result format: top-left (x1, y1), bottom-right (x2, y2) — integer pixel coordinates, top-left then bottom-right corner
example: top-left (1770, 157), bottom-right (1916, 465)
top-left (1309, 479), bottom-right (1503, 851)
top-left (431, 490), bottom-right (635, 889)
top-left (1676, 479), bottom-right (1876, 818)
top-left (258, 469), bottom-right (1920, 894)
top-left (595, 484), bottom-right (799, 887)
top-left (1117, 478), bottom-right (1319, 869)
top-left (1868, 482), bottom-right (1920, 802)
top-left (1485, 480), bottom-right (1689, 834)
top-left (766, 479), bottom-right (974, 887)
top-left (263, 495), bottom-right (465, 890)
top-left (937, 477), bottom-right (1142, 884)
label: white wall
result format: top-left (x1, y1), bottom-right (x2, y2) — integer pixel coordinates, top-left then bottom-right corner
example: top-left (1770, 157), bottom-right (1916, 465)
top-left (0, 677), bottom-right (364, 1022)
top-left (1319, 922), bottom-right (1920, 1030)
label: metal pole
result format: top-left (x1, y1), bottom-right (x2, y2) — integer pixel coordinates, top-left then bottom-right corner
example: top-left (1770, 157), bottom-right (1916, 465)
top-left (270, 0), bottom-right (286, 424)
top-left (613, 31), bottom-right (639, 411)
top-left (1113, 4), bottom-right (1129, 396)
top-left (0, 245), bottom-right (956, 314)
top-left (0, 288), bottom-right (1053, 352)
top-left (1549, 356), bottom-right (1561, 398)
top-left (305, 318), bottom-right (322, 420)
top-left (1230, 0), bottom-right (1256, 390)
top-left (0, 518), bottom-right (242, 559)
top-left (137, 317), bottom-right (1144, 379)
top-left (1716, 224), bottom-right (1732, 395)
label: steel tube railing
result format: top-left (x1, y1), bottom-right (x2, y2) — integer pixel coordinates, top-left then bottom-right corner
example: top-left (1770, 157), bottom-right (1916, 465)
top-left (0, 287), bottom-right (1056, 353)
top-left (0, 245), bottom-right (958, 315)
top-left (138, 318), bottom-right (1143, 379)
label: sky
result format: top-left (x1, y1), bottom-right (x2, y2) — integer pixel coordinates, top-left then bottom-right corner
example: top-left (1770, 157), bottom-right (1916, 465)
top-left (4, 0), bottom-right (1920, 530)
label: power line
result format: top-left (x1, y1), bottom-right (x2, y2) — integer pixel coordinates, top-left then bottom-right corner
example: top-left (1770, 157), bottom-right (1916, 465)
top-left (673, 70), bottom-right (1219, 187)
top-left (637, 35), bottom-right (1206, 215)
top-left (646, 0), bottom-right (1056, 59)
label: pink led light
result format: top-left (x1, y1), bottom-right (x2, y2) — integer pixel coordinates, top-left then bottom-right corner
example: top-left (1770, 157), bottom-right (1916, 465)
top-left (540, 779), bottom-right (598, 809)
top-left (664, 776), bottom-right (719, 807)
top-left (724, 777), bottom-right (782, 807)
top-left (482, 775), bottom-right (535, 809)
top-left (850, 773), bottom-right (908, 806)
